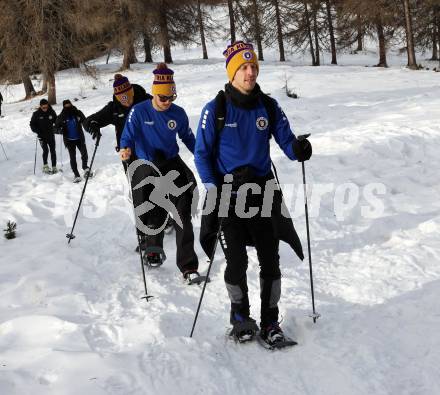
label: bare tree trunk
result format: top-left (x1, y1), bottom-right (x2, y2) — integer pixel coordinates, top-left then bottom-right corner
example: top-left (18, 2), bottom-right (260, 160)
top-left (228, 0), bottom-right (236, 43)
top-left (356, 13), bottom-right (363, 51)
top-left (120, 3), bottom-right (137, 70)
top-left (122, 41), bottom-right (137, 70)
top-left (41, 74), bottom-right (48, 93)
top-left (402, 0), bottom-right (417, 69)
top-left (197, 0), bottom-right (208, 59)
top-left (312, 1), bottom-right (320, 66)
top-left (159, 5), bottom-right (173, 63)
top-left (304, 0), bottom-right (316, 65)
top-left (438, 14), bottom-right (440, 68)
top-left (274, 0), bottom-right (285, 61)
top-left (376, 19), bottom-right (388, 67)
top-left (22, 74), bottom-right (36, 99)
top-left (47, 71), bottom-right (56, 105)
top-left (250, 0), bottom-right (264, 60)
top-left (106, 50), bottom-right (112, 64)
top-left (431, 23), bottom-right (438, 61)
top-left (325, 0), bottom-right (337, 64)
top-left (143, 33), bottom-right (153, 63)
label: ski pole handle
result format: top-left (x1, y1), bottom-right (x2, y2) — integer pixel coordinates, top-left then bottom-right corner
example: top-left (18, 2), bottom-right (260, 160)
top-left (297, 133), bottom-right (311, 141)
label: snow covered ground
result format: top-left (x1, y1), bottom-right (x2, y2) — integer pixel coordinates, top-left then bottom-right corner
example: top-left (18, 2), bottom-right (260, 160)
top-left (1, 45), bottom-right (440, 394)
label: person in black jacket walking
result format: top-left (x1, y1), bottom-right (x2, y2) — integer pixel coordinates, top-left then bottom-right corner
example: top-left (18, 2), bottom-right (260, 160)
top-left (55, 100), bottom-right (90, 183)
top-left (30, 99), bottom-right (58, 174)
top-left (83, 74), bottom-right (152, 172)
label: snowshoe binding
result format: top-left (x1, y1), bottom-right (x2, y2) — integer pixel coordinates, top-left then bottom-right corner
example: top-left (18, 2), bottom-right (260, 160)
top-left (135, 235), bottom-right (148, 252)
top-left (229, 313), bottom-right (259, 343)
top-left (258, 323), bottom-right (298, 350)
top-left (142, 246), bottom-right (166, 268)
top-left (83, 167), bottom-right (94, 179)
top-left (183, 270), bottom-right (210, 285)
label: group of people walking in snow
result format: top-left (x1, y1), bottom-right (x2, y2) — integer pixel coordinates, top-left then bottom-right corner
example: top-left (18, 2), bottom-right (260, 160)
top-left (29, 41), bottom-right (313, 347)
top-left (30, 98), bottom-right (91, 182)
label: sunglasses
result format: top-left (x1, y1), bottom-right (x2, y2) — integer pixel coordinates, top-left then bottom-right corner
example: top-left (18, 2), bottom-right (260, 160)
top-left (41, 105), bottom-right (49, 110)
top-left (158, 94), bottom-right (177, 103)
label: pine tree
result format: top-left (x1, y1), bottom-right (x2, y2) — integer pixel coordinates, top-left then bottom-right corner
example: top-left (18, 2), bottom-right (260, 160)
top-left (4, 221), bottom-right (17, 240)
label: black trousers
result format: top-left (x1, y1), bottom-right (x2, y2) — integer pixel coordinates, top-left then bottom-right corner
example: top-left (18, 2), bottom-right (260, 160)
top-left (39, 137), bottom-right (56, 167)
top-left (66, 139), bottom-right (88, 177)
top-left (131, 161), bottom-right (198, 274)
top-left (219, 212), bottom-right (281, 328)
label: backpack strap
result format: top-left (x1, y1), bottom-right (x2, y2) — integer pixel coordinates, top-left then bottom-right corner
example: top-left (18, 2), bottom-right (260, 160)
top-left (214, 90), bottom-right (226, 133)
top-left (213, 90), bottom-right (227, 159)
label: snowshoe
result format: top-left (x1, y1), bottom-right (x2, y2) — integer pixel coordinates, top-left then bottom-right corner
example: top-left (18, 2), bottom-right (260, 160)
top-left (42, 164), bottom-right (51, 174)
top-left (83, 167), bottom-right (94, 179)
top-left (135, 235), bottom-right (148, 252)
top-left (229, 313), bottom-right (259, 343)
top-left (258, 323), bottom-right (298, 350)
top-left (142, 246), bottom-right (166, 268)
top-left (51, 166), bottom-right (58, 174)
top-left (73, 176), bottom-right (82, 183)
top-left (183, 270), bottom-right (210, 285)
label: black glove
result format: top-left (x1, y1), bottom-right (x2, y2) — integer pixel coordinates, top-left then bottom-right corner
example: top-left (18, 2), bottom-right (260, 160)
top-left (88, 121), bottom-right (101, 140)
top-left (292, 138), bottom-right (312, 162)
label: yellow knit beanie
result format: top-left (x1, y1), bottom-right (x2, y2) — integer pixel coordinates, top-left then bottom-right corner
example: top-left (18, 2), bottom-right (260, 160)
top-left (151, 63), bottom-right (176, 96)
top-left (223, 41), bottom-right (259, 82)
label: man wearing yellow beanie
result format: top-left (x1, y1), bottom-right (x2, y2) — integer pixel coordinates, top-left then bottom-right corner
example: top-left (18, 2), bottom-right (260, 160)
top-left (194, 41), bottom-right (312, 347)
top-left (119, 63), bottom-right (201, 284)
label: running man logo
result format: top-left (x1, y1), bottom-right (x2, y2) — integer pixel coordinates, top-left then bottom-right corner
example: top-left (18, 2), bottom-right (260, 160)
top-left (126, 159), bottom-right (193, 235)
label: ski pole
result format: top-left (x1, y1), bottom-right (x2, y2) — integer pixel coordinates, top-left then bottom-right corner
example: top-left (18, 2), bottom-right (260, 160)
top-left (190, 216), bottom-right (224, 337)
top-left (0, 139), bottom-right (7, 160)
top-left (125, 158), bottom-right (153, 302)
top-left (59, 133), bottom-right (63, 172)
top-left (298, 133), bottom-right (320, 323)
top-left (66, 134), bottom-right (101, 244)
top-left (33, 137), bottom-right (38, 174)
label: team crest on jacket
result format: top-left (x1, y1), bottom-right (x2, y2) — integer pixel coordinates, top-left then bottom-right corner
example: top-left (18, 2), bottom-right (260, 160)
top-left (168, 120), bottom-right (177, 130)
top-left (256, 116), bottom-right (268, 131)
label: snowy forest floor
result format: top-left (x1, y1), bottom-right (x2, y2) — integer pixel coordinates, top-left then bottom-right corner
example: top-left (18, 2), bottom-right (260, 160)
top-left (1, 47), bottom-right (440, 394)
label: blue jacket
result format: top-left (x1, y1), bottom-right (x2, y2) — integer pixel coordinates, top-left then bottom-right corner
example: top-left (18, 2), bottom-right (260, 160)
top-left (66, 116), bottom-right (80, 140)
top-left (194, 96), bottom-right (297, 186)
top-left (120, 100), bottom-right (195, 161)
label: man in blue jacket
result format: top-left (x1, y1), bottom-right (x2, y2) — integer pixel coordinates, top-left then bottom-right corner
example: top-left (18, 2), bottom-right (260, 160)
top-left (194, 41), bottom-right (312, 346)
top-left (55, 100), bottom-right (90, 183)
top-left (119, 63), bottom-right (200, 283)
